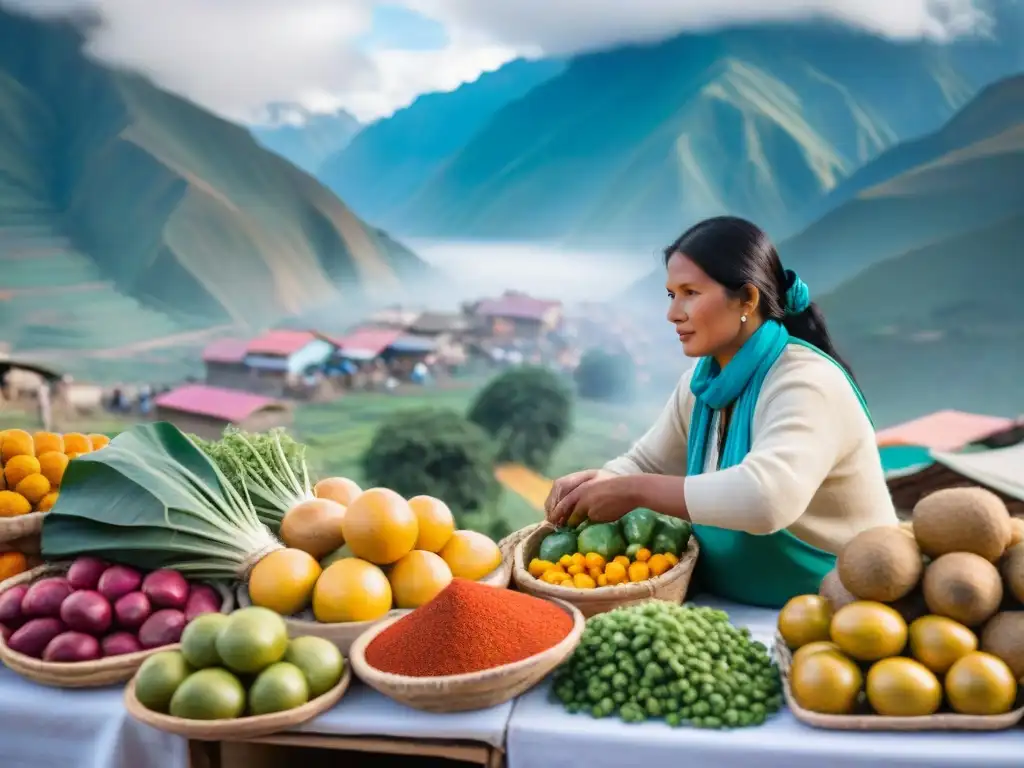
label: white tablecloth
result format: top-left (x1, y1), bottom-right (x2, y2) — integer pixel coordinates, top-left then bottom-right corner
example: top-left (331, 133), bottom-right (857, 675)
top-left (295, 681), bottom-right (513, 748)
top-left (0, 665), bottom-right (185, 768)
top-left (506, 596), bottom-right (1024, 768)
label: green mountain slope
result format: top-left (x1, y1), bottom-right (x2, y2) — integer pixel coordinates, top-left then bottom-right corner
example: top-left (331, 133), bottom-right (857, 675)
top-left (0, 9), bottom-right (430, 354)
top-left (252, 105), bottom-right (361, 175)
top-left (781, 76), bottom-right (1024, 293)
top-left (385, 25), bottom-right (1018, 249)
top-left (819, 213), bottom-right (1024, 425)
top-left (319, 58), bottom-right (565, 229)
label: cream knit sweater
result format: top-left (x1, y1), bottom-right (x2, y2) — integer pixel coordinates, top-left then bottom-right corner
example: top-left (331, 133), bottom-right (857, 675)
top-left (603, 344), bottom-right (898, 554)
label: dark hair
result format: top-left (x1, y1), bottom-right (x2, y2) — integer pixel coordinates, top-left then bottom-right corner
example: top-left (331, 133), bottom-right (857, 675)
top-left (664, 216), bottom-right (856, 380)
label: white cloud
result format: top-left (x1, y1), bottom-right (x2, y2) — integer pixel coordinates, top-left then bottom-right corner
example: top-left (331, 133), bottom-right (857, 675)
top-left (0, 0), bottom-right (993, 123)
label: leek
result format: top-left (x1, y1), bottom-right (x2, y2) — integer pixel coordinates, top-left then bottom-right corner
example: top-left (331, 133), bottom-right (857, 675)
top-left (41, 422), bottom-right (283, 580)
top-left (192, 427), bottom-right (314, 531)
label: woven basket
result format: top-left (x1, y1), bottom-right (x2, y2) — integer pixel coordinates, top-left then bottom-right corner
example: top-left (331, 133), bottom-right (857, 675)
top-left (0, 563), bottom-right (234, 688)
top-left (0, 512), bottom-right (45, 545)
top-left (124, 660), bottom-right (351, 740)
top-left (0, 534), bottom-right (41, 556)
top-left (234, 526), bottom-right (525, 653)
top-left (774, 634), bottom-right (1024, 731)
top-left (349, 598), bottom-right (583, 713)
top-left (512, 522), bottom-right (699, 618)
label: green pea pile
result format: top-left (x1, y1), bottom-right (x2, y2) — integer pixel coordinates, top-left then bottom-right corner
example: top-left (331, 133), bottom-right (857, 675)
top-left (552, 602), bottom-right (783, 728)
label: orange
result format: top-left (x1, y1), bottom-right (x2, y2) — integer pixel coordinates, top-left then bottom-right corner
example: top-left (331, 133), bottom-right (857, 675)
top-left (33, 432), bottom-right (63, 455)
top-left (63, 433), bottom-right (93, 455)
top-left (0, 491), bottom-right (31, 518)
top-left (0, 551), bottom-right (28, 581)
top-left (248, 547), bottom-right (322, 616)
top-left (36, 492), bottom-right (59, 512)
top-left (439, 530), bottom-right (501, 581)
top-left (945, 652), bottom-right (1018, 716)
top-left (4, 455), bottom-right (40, 489)
top-left (314, 477), bottom-right (363, 507)
top-left (340, 488), bottom-right (418, 565)
top-left (87, 434), bottom-right (111, 450)
top-left (388, 550), bottom-right (452, 609)
top-left (16, 474), bottom-right (50, 506)
top-left (866, 657), bottom-right (942, 716)
top-left (778, 594), bottom-right (833, 650)
top-left (790, 650), bottom-right (863, 715)
top-left (908, 615), bottom-right (977, 674)
top-left (313, 558), bottom-right (392, 623)
top-left (792, 641), bottom-right (841, 667)
top-left (1, 430), bottom-right (33, 463)
top-left (408, 495), bottom-right (455, 553)
top-left (38, 452), bottom-right (69, 487)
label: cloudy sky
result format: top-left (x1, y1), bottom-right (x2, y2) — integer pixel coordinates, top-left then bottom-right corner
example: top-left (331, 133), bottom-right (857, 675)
top-left (1, 0), bottom-right (996, 124)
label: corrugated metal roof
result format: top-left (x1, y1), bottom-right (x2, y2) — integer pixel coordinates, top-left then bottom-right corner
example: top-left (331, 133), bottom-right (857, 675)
top-left (155, 385), bottom-right (286, 422)
top-left (246, 330), bottom-right (317, 357)
top-left (202, 338), bottom-right (249, 364)
top-left (876, 410), bottom-right (1014, 452)
top-left (330, 327), bottom-right (404, 358)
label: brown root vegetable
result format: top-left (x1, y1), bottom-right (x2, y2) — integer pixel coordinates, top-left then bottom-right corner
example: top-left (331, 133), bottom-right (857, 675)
top-left (837, 526), bottom-right (923, 602)
top-left (21, 577), bottom-right (72, 618)
top-left (819, 569), bottom-right (858, 613)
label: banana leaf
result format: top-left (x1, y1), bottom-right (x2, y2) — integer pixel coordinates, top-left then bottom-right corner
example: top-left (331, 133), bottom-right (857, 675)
top-left (42, 422), bottom-right (282, 580)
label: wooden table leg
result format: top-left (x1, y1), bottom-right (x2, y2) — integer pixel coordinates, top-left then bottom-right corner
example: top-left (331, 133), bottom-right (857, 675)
top-left (188, 739), bottom-right (222, 768)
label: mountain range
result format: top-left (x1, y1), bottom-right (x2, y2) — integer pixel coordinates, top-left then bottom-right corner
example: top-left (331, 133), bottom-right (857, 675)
top-left (0, 8), bottom-right (430, 356)
top-left (322, 19), bottom-right (1023, 250)
top-left (252, 105), bottom-right (362, 175)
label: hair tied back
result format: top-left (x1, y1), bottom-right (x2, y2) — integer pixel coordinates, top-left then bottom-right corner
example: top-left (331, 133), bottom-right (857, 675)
top-left (783, 269), bottom-right (810, 316)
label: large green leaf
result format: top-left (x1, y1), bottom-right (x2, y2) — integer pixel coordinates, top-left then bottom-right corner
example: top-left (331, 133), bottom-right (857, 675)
top-left (42, 422), bottom-right (280, 579)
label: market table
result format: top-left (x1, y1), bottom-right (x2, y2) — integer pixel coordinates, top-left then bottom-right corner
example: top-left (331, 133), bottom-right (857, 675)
top-left (505, 596), bottom-right (1024, 768)
top-left (0, 664), bottom-right (185, 768)
top-left (197, 681), bottom-right (514, 768)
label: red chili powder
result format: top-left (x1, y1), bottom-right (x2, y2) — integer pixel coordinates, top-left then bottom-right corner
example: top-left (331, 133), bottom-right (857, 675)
top-left (364, 578), bottom-right (573, 677)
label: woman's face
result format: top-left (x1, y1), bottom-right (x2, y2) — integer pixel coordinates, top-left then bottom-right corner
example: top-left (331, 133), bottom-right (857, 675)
top-left (665, 252), bottom-right (752, 360)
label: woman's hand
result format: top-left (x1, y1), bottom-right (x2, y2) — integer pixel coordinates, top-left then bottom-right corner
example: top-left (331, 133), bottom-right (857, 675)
top-left (544, 469), bottom-right (613, 525)
top-left (553, 475), bottom-right (640, 525)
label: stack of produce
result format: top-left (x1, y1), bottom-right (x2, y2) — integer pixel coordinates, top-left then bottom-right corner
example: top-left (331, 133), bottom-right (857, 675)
top-left (529, 510), bottom-right (691, 589)
top-left (363, 578), bottom-right (574, 677)
top-left (134, 607), bottom-right (345, 719)
top-left (0, 556), bottom-right (222, 661)
top-left (0, 429), bottom-right (110, 518)
top-left (553, 602), bottom-right (782, 728)
top-left (780, 487), bottom-right (1024, 718)
top-left (248, 485), bottom-right (503, 624)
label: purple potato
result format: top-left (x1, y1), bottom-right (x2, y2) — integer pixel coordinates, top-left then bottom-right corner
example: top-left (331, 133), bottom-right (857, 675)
top-left (8, 617), bottom-right (65, 658)
top-left (60, 590), bottom-right (113, 635)
top-left (21, 577), bottom-right (72, 618)
top-left (0, 584), bottom-right (30, 627)
top-left (97, 565), bottom-right (143, 603)
top-left (101, 632), bottom-right (143, 657)
top-left (43, 631), bottom-right (102, 662)
top-left (184, 584), bottom-right (222, 622)
top-left (138, 609), bottom-right (186, 649)
top-left (66, 557), bottom-right (109, 591)
top-left (114, 592), bottom-right (152, 630)
top-left (141, 570), bottom-right (189, 610)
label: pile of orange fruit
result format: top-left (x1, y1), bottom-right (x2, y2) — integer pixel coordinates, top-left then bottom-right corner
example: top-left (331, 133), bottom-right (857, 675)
top-left (528, 548), bottom-right (680, 589)
top-left (0, 429), bottom-right (110, 518)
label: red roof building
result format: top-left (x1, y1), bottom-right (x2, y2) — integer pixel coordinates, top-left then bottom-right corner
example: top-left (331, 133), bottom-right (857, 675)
top-left (471, 292), bottom-right (563, 339)
top-left (154, 384), bottom-right (292, 440)
top-left (326, 328), bottom-right (404, 360)
top-left (245, 330), bottom-right (318, 357)
top-left (201, 339), bottom-right (249, 365)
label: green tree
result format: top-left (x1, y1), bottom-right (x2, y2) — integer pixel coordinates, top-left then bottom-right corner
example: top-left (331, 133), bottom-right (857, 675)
top-left (467, 365), bottom-right (573, 471)
top-left (574, 348), bottom-right (636, 403)
top-left (360, 407), bottom-right (497, 526)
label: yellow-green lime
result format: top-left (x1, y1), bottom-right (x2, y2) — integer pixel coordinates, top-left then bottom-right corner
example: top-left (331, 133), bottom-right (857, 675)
top-left (215, 606), bottom-right (288, 674)
top-left (169, 668), bottom-right (246, 720)
top-left (180, 613), bottom-right (230, 669)
top-left (134, 650), bottom-right (192, 713)
top-left (284, 636), bottom-right (345, 697)
top-left (248, 661), bottom-right (310, 715)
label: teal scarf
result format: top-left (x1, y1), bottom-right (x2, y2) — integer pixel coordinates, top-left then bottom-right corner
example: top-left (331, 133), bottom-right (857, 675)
top-left (686, 321), bottom-right (870, 475)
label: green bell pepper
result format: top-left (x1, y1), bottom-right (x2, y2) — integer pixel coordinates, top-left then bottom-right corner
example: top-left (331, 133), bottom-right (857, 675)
top-left (538, 529), bottom-right (578, 563)
top-left (621, 508), bottom-right (657, 548)
top-left (577, 523), bottom-right (627, 560)
top-left (574, 518), bottom-right (594, 534)
top-left (650, 515), bottom-right (692, 557)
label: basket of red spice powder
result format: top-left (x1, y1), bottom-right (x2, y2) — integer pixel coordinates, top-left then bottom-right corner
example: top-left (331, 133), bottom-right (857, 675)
top-left (349, 578), bottom-right (584, 713)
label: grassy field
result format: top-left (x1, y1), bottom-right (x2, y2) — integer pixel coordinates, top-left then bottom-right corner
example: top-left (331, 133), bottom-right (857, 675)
top-left (2, 381), bottom-right (662, 535)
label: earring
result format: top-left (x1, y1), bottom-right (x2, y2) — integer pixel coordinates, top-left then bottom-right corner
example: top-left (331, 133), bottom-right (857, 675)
top-left (740, 315), bottom-right (748, 324)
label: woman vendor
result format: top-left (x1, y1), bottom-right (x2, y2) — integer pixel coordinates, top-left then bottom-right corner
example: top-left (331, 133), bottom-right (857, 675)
top-left (545, 216), bottom-right (898, 608)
